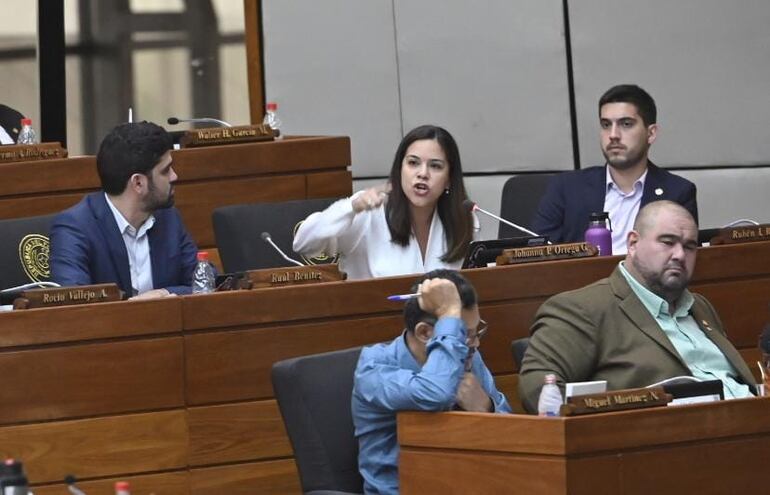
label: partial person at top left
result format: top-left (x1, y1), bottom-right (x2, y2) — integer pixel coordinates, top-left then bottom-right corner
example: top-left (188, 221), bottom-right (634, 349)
top-left (0, 104), bottom-right (25, 144)
top-left (293, 124), bottom-right (479, 280)
top-left (50, 121), bottom-right (198, 299)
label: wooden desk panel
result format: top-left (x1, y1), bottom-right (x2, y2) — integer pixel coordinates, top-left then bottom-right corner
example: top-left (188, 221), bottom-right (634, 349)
top-left (0, 410), bottom-right (188, 484)
top-left (0, 240), bottom-right (766, 493)
top-left (0, 337), bottom-right (184, 425)
top-left (33, 471), bottom-right (190, 495)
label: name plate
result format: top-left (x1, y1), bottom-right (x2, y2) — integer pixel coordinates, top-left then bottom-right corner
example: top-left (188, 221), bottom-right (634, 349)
top-left (179, 124), bottom-right (276, 148)
top-left (0, 142), bottom-right (68, 163)
top-left (560, 386), bottom-right (672, 416)
top-left (13, 283), bottom-right (124, 309)
top-left (710, 224), bottom-right (770, 245)
top-left (246, 264), bottom-right (346, 289)
top-left (496, 242), bottom-right (598, 265)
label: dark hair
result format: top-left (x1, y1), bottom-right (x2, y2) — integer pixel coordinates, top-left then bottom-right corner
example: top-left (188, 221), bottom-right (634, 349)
top-left (598, 84), bottom-right (657, 127)
top-left (385, 125), bottom-right (473, 262)
top-left (96, 121), bottom-right (173, 195)
top-left (403, 269), bottom-right (477, 333)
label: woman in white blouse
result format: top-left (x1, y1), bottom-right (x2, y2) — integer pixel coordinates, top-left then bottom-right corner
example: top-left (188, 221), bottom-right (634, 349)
top-left (293, 125), bottom-right (477, 280)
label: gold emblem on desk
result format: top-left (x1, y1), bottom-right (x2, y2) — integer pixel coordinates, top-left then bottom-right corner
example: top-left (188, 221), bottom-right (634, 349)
top-left (179, 124), bottom-right (276, 148)
top-left (0, 142), bottom-right (68, 163)
top-left (496, 242), bottom-right (599, 265)
top-left (19, 233), bottom-right (50, 282)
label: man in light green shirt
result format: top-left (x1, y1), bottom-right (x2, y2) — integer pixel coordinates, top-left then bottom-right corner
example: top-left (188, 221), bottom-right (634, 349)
top-left (520, 201), bottom-right (756, 412)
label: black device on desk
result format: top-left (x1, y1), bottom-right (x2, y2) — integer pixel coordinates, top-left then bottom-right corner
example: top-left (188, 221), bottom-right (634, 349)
top-left (462, 236), bottom-right (549, 269)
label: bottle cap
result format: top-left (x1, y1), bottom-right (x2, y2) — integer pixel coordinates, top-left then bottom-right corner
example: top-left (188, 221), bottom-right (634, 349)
top-left (20, 118), bottom-right (32, 126)
top-left (266, 102), bottom-right (278, 111)
top-left (115, 481), bottom-right (130, 490)
top-left (196, 251), bottom-right (209, 262)
top-left (589, 211), bottom-right (609, 222)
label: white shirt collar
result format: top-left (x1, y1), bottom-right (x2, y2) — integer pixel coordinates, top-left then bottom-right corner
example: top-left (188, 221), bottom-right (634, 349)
top-left (605, 166), bottom-right (648, 196)
top-left (104, 193), bottom-right (155, 237)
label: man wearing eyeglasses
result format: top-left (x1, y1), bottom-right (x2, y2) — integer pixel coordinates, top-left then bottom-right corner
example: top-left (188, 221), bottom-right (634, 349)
top-left (352, 269), bottom-right (511, 495)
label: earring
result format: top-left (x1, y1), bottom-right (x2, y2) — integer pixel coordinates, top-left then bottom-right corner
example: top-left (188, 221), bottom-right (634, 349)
top-left (444, 188), bottom-right (450, 195)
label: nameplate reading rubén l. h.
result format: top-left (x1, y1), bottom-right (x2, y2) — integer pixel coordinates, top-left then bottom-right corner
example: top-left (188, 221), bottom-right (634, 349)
top-left (496, 242), bottom-right (599, 266)
top-left (560, 386), bottom-right (672, 416)
top-left (246, 264), bottom-right (346, 289)
top-left (13, 283), bottom-right (124, 310)
top-left (0, 142), bottom-right (68, 164)
top-left (709, 224), bottom-right (770, 245)
top-left (179, 124), bottom-right (276, 148)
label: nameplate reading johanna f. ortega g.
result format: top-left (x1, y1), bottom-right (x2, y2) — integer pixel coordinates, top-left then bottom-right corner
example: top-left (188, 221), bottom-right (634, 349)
top-left (13, 284), bottom-right (124, 310)
top-left (0, 142), bottom-right (68, 164)
top-left (246, 264), bottom-right (345, 289)
top-left (179, 124), bottom-right (276, 148)
top-left (709, 224), bottom-right (770, 245)
top-left (559, 386), bottom-right (672, 417)
top-left (496, 242), bottom-right (599, 266)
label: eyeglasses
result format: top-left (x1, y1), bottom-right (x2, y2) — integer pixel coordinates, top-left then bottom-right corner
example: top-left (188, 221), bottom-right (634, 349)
top-left (467, 319), bottom-right (488, 342)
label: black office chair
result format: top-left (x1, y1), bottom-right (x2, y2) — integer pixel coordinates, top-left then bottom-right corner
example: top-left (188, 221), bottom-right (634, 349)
top-left (511, 337), bottom-right (530, 370)
top-left (213, 198), bottom-right (340, 272)
top-left (272, 347), bottom-right (364, 495)
top-left (0, 104), bottom-right (25, 144)
top-left (498, 173), bottom-right (556, 239)
top-left (0, 213), bottom-right (56, 291)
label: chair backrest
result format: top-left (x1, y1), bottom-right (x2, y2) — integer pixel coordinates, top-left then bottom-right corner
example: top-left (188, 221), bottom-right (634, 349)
top-left (0, 213), bottom-right (56, 290)
top-left (498, 173), bottom-right (556, 239)
top-left (272, 347), bottom-right (364, 494)
top-left (511, 337), bottom-right (530, 370)
top-left (213, 197), bottom-right (340, 272)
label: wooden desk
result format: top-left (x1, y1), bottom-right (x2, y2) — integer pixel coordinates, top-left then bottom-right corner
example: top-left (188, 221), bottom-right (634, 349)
top-left (398, 397), bottom-right (770, 494)
top-left (0, 241), bottom-right (767, 494)
top-left (0, 136), bottom-right (352, 250)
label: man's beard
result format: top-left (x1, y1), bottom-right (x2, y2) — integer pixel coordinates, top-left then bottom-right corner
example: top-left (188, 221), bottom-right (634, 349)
top-left (145, 180), bottom-right (174, 211)
top-left (630, 257), bottom-right (689, 303)
top-left (602, 143), bottom-right (648, 171)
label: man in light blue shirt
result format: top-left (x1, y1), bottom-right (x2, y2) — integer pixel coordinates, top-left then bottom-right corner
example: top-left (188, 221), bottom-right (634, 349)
top-left (521, 201), bottom-right (756, 412)
top-left (352, 269), bottom-right (511, 494)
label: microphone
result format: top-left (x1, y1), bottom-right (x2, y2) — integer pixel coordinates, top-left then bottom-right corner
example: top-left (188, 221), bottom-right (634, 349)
top-left (260, 232), bottom-right (304, 267)
top-left (65, 475), bottom-right (87, 495)
top-left (759, 323), bottom-right (770, 357)
top-left (463, 199), bottom-right (543, 238)
top-left (167, 117), bottom-right (233, 127)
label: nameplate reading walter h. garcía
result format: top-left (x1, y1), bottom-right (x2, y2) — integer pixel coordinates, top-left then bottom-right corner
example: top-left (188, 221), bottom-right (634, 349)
top-left (246, 264), bottom-right (346, 289)
top-left (559, 386), bottom-right (672, 416)
top-left (496, 242), bottom-right (599, 265)
top-left (179, 124), bottom-right (276, 148)
top-left (12, 283), bottom-right (124, 310)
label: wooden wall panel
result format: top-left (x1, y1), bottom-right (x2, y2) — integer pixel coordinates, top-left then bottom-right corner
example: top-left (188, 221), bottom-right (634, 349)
top-left (0, 411), bottom-right (188, 484)
top-left (189, 460), bottom-right (301, 495)
top-left (0, 156), bottom-right (98, 195)
top-left (33, 471), bottom-right (190, 495)
top-left (692, 279), bottom-right (770, 348)
top-left (175, 174), bottom-right (306, 247)
top-left (305, 170), bottom-right (352, 198)
top-left (0, 337), bottom-right (184, 424)
top-left (0, 298), bottom-right (181, 348)
top-left (185, 315), bottom-right (400, 404)
top-left (0, 193), bottom-right (84, 221)
top-left (188, 400), bottom-right (293, 465)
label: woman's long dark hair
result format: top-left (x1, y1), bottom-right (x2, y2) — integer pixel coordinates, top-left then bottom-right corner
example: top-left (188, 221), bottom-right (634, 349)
top-left (385, 125), bottom-right (473, 262)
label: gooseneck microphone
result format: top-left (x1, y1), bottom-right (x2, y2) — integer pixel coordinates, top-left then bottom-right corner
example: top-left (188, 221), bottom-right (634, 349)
top-left (462, 199), bottom-right (543, 238)
top-left (65, 475), bottom-right (87, 495)
top-left (260, 232), bottom-right (305, 267)
top-left (167, 117), bottom-right (233, 127)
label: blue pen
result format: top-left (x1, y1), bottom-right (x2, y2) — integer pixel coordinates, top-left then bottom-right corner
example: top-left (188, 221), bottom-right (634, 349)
top-left (386, 292), bottom-right (420, 301)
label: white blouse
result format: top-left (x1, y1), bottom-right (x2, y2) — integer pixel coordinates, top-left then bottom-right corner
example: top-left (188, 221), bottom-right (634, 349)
top-left (293, 195), bottom-right (478, 280)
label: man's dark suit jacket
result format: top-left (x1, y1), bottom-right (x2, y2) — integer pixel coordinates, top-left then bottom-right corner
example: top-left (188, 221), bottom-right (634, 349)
top-left (532, 163), bottom-right (698, 243)
top-left (50, 192), bottom-right (198, 295)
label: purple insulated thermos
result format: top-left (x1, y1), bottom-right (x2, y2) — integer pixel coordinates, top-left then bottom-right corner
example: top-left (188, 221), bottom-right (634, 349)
top-left (585, 212), bottom-right (612, 256)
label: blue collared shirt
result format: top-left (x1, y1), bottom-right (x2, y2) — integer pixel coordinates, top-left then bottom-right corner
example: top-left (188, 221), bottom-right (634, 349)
top-left (603, 166), bottom-right (647, 255)
top-left (352, 317), bottom-right (511, 495)
top-left (619, 262), bottom-right (752, 399)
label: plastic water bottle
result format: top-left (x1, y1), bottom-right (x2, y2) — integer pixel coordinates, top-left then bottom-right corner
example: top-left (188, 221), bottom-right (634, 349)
top-left (192, 251), bottom-right (216, 294)
top-left (584, 211), bottom-right (612, 256)
top-left (115, 480), bottom-right (132, 495)
top-left (17, 118), bottom-right (37, 144)
top-left (262, 102), bottom-right (283, 140)
top-left (537, 374), bottom-right (563, 417)
top-left (0, 458), bottom-right (29, 495)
